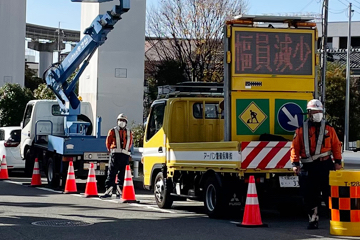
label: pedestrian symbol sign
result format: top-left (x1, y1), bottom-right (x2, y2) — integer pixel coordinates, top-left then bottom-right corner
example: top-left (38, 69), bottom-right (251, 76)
top-left (239, 101), bottom-right (268, 133)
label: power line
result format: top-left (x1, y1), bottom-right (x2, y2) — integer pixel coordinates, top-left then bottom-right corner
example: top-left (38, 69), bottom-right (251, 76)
top-left (337, 0), bottom-right (349, 7)
top-left (300, 0), bottom-right (315, 12)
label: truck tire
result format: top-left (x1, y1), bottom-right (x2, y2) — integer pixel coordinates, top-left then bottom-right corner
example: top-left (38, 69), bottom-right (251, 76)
top-left (154, 172), bottom-right (173, 209)
top-left (204, 176), bottom-right (224, 218)
top-left (47, 157), bottom-right (60, 188)
top-left (24, 149), bottom-right (34, 177)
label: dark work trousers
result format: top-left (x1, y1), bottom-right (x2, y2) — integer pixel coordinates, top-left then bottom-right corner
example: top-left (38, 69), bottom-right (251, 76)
top-left (299, 159), bottom-right (335, 216)
top-left (105, 152), bottom-right (129, 189)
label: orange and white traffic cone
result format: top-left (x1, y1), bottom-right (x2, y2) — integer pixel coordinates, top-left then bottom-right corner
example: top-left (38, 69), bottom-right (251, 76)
top-left (120, 165), bottom-right (139, 203)
top-left (64, 161), bottom-right (78, 194)
top-left (0, 155), bottom-right (9, 180)
top-left (84, 163), bottom-right (98, 197)
top-left (237, 175), bottom-right (267, 227)
top-left (31, 158), bottom-right (42, 186)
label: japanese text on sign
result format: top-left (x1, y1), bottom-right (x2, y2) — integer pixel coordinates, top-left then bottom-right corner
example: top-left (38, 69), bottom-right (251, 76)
top-left (234, 31), bottom-right (313, 75)
top-left (204, 152), bottom-right (233, 160)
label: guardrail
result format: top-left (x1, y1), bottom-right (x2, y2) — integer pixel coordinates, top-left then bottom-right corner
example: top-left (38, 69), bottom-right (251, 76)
top-left (132, 147), bottom-right (143, 178)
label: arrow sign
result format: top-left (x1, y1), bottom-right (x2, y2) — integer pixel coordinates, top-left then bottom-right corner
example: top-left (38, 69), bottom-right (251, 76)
top-left (277, 102), bottom-right (304, 132)
top-left (281, 107), bottom-right (299, 128)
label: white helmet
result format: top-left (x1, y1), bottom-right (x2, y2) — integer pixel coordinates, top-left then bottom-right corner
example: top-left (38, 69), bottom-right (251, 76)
top-left (117, 113), bottom-right (127, 122)
top-left (307, 99), bottom-right (323, 111)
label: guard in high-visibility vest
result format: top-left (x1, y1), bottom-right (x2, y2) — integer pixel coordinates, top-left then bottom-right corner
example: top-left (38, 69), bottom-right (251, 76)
top-left (100, 113), bottom-right (133, 199)
top-left (290, 99), bottom-right (342, 229)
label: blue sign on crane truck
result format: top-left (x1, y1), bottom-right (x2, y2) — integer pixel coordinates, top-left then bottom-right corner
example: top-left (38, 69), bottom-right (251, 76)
top-left (20, 0), bottom-right (130, 188)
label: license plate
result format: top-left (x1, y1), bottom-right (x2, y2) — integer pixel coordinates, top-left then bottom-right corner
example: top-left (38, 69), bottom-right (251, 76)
top-left (279, 176), bottom-right (299, 188)
top-left (95, 170), bottom-right (105, 176)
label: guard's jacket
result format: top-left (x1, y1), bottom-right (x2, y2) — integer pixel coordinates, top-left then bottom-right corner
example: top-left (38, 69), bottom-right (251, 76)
top-left (106, 126), bottom-right (133, 155)
top-left (290, 119), bottom-right (342, 166)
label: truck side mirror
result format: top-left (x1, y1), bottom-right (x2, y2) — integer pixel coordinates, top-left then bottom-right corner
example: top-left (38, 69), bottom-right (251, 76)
top-left (20, 121), bottom-right (23, 128)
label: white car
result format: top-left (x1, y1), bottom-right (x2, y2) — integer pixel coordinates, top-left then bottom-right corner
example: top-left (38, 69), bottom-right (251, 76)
top-left (0, 126), bottom-right (24, 170)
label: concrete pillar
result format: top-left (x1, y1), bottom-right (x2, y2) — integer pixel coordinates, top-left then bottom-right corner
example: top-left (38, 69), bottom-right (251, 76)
top-left (0, 0), bottom-right (26, 87)
top-left (39, 52), bottom-right (53, 78)
top-left (333, 37), bottom-right (340, 50)
top-left (79, 0), bottom-right (146, 135)
top-left (28, 41), bottom-right (65, 77)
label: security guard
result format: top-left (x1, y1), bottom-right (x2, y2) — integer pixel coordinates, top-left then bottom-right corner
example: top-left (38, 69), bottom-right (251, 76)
top-left (101, 113), bottom-right (133, 198)
top-left (290, 99), bottom-right (342, 229)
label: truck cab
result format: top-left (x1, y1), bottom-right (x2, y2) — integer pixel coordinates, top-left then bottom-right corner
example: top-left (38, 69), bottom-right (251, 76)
top-left (20, 100), bottom-right (93, 159)
top-left (143, 15), bottom-right (318, 218)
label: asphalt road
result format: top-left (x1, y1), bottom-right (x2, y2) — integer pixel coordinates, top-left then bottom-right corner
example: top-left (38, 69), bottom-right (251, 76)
top-left (0, 174), bottom-right (358, 240)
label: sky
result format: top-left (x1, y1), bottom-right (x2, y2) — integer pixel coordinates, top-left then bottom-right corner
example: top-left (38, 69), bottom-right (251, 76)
top-left (26, 0), bottom-right (360, 31)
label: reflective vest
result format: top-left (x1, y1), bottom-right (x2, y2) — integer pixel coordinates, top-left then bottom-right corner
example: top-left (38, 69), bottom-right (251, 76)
top-left (110, 127), bottom-right (131, 155)
top-left (300, 119), bottom-right (332, 163)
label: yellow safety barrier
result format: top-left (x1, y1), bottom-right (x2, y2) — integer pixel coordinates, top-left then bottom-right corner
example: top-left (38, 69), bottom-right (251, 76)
top-left (329, 170), bottom-right (360, 236)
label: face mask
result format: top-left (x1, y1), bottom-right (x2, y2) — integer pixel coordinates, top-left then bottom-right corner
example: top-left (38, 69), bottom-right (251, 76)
top-left (118, 121), bottom-right (126, 128)
top-left (311, 113), bottom-right (323, 122)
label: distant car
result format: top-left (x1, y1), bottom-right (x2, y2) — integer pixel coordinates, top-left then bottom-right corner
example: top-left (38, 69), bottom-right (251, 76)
top-left (0, 126), bottom-right (24, 171)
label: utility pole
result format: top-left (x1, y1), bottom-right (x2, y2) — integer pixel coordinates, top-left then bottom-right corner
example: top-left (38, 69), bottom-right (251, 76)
top-left (344, 3), bottom-right (354, 151)
top-left (321, 0), bottom-right (329, 113)
top-left (57, 22), bottom-right (62, 63)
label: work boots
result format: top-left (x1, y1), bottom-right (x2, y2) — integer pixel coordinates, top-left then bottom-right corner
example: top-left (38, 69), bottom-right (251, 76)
top-left (116, 185), bottom-right (122, 199)
top-left (100, 186), bottom-right (113, 199)
top-left (307, 207), bottom-right (319, 229)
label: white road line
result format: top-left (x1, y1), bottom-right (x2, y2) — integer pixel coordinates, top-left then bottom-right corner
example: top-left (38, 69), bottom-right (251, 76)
top-left (36, 187), bottom-right (63, 194)
top-left (4, 180), bottom-right (23, 185)
top-left (3, 180), bottom-right (176, 214)
top-left (230, 221), bottom-right (241, 225)
top-left (130, 203), bottom-right (176, 213)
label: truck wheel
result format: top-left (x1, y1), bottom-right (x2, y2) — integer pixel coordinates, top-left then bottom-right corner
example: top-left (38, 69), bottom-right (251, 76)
top-left (24, 149), bottom-right (34, 177)
top-left (204, 177), bottom-right (224, 218)
top-left (47, 157), bottom-right (60, 188)
top-left (154, 172), bottom-right (173, 209)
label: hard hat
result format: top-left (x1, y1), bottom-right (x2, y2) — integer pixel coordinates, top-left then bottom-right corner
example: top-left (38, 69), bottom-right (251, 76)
top-left (117, 113), bottom-right (127, 122)
top-left (307, 99), bottom-right (323, 111)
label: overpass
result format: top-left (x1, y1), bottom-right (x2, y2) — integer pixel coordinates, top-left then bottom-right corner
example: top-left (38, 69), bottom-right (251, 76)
top-left (26, 23), bottom-right (81, 77)
top-left (26, 23), bottom-right (80, 42)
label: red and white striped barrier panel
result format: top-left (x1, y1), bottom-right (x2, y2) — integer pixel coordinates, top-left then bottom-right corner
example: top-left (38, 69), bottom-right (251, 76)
top-left (241, 141), bottom-right (292, 169)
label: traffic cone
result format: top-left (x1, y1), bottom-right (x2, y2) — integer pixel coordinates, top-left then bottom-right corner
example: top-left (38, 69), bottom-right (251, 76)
top-left (0, 155), bottom-right (9, 180)
top-left (31, 158), bottom-right (42, 186)
top-left (64, 161), bottom-right (78, 193)
top-left (120, 165), bottom-right (139, 203)
top-left (237, 175), bottom-right (268, 227)
top-left (84, 163), bottom-right (98, 197)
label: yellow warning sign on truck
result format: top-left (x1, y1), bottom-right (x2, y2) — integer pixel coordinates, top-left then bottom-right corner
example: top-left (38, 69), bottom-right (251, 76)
top-left (239, 101), bottom-right (267, 133)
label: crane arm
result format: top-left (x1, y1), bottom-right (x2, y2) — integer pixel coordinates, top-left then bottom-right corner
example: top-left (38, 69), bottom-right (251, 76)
top-left (42, 0), bottom-right (130, 135)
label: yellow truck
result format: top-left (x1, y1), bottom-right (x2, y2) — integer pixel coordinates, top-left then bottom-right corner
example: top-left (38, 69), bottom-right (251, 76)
top-left (142, 15), bottom-right (318, 218)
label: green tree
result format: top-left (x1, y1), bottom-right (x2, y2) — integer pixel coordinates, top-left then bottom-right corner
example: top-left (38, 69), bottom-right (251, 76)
top-left (324, 62), bottom-right (360, 141)
top-left (33, 83), bottom-right (56, 100)
top-left (25, 64), bottom-right (43, 92)
top-left (0, 84), bottom-right (34, 126)
top-left (33, 69), bottom-right (79, 100)
top-left (131, 122), bottom-right (145, 147)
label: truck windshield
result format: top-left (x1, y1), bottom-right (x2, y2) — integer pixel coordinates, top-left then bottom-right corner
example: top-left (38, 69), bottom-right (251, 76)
top-left (23, 104), bottom-right (33, 128)
top-left (146, 103), bottom-right (165, 141)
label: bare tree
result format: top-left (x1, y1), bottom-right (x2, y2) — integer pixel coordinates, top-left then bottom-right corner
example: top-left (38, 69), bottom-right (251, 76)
top-left (146, 0), bottom-right (248, 82)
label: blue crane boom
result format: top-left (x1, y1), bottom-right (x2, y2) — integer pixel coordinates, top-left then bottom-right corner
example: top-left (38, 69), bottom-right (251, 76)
top-left (43, 0), bottom-right (130, 136)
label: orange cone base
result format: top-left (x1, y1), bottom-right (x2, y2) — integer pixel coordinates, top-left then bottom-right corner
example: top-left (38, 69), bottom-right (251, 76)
top-left (29, 184), bottom-right (42, 187)
top-left (84, 194), bottom-right (99, 198)
top-left (120, 199), bottom-right (140, 203)
top-left (64, 190), bottom-right (79, 194)
top-left (237, 223), bottom-right (268, 228)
